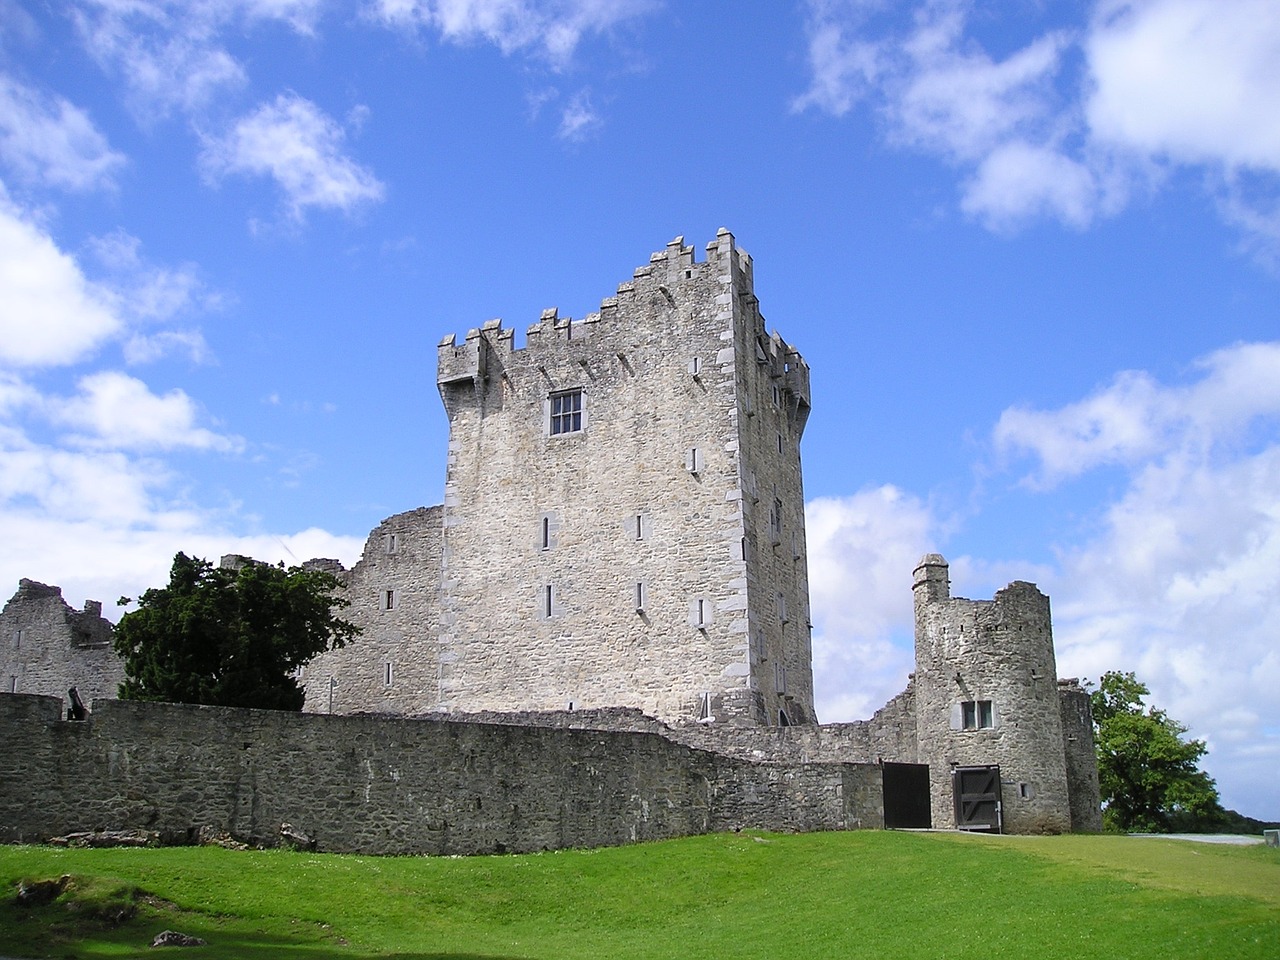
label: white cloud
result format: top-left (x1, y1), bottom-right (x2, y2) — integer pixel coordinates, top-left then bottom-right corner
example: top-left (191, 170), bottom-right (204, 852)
top-left (793, 0), bottom-right (1280, 255)
top-left (994, 342), bottom-right (1280, 486)
top-left (201, 93), bottom-right (385, 220)
top-left (0, 190), bottom-right (122, 368)
top-left (0, 74), bottom-right (126, 191)
top-left (558, 89), bottom-right (600, 141)
top-left (988, 341), bottom-right (1280, 814)
top-left (790, 0), bottom-right (882, 116)
top-left (961, 139), bottom-right (1099, 229)
top-left (369, 0), bottom-right (658, 68)
top-left (1086, 0), bottom-right (1280, 172)
top-left (49, 371), bottom-right (242, 452)
top-left (71, 0), bottom-right (326, 117)
top-left (806, 485), bottom-right (938, 721)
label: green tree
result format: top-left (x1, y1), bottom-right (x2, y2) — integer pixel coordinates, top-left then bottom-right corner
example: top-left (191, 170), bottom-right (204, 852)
top-left (114, 552), bottom-right (360, 711)
top-left (1087, 670), bottom-right (1224, 833)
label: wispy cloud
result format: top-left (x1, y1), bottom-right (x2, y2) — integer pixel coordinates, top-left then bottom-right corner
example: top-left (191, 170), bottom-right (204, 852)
top-left (0, 73), bottom-right (126, 191)
top-left (200, 93), bottom-right (386, 221)
top-left (793, 0), bottom-right (1280, 255)
top-left (369, 0), bottom-right (659, 68)
top-left (70, 0), bottom-right (325, 118)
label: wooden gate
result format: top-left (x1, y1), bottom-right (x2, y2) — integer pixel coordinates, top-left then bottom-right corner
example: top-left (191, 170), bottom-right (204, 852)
top-left (952, 765), bottom-right (1002, 832)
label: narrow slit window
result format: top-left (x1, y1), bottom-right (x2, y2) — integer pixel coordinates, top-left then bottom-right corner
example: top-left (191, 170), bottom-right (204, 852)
top-left (688, 356), bottom-right (701, 376)
top-left (777, 592), bottom-right (788, 623)
top-left (384, 662), bottom-right (393, 686)
top-left (384, 534), bottom-right (398, 554)
top-left (686, 447), bottom-right (702, 474)
top-left (635, 582), bottom-right (646, 612)
top-left (383, 589), bottom-right (396, 611)
top-left (635, 514), bottom-right (644, 540)
top-left (544, 584), bottom-right (554, 618)
top-left (541, 516), bottom-right (551, 551)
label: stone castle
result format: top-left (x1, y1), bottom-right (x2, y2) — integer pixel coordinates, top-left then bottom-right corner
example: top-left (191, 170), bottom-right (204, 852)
top-left (0, 231), bottom-right (1101, 846)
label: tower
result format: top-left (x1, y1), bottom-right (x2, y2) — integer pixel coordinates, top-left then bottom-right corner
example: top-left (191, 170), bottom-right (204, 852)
top-left (911, 554), bottom-right (1074, 832)
top-left (434, 231), bottom-right (814, 725)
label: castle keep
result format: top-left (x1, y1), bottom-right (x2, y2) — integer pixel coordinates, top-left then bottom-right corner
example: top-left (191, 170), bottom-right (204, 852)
top-left (0, 232), bottom-right (1101, 847)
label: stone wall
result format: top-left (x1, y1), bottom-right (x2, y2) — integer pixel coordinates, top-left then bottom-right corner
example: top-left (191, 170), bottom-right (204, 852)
top-left (0, 695), bottom-right (882, 855)
top-left (0, 580), bottom-right (122, 713)
top-left (912, 555), bottom-right (1074, 833)
top-left (1059, 681), bottom-right (1104, 832)
top-left (433, 231), bottom-right (815, 726)
top-left (302, 507), bottom-right (443, 715)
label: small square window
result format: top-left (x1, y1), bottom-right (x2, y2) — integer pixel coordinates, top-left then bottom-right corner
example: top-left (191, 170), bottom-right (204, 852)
top-left (550, 389), bottom-right (583, 435)
top-left (962, 699), bottom-right (994, 729)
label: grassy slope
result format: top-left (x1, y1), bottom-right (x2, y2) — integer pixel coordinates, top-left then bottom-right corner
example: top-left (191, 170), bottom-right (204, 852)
top-left (1, 832), bottom-right (1277, 959)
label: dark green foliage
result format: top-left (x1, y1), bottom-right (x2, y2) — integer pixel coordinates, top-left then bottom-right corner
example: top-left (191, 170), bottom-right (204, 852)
top-left (1088, 670), bottom-right (1225, 833)
top-left (114, 553), bottom-right (359, 711)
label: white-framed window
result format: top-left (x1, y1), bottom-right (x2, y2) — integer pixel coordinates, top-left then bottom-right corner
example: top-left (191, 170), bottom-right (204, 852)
top-left (686, 447), bottom-right (703, 474)
top-left (382, 589), bottom-right (397, 611)
top-left (688, 355), bottom-right (702, 376)
top-left (549, 389), bottom-right (584, 435)
top-left (961, 699), bottom-right (995, 730)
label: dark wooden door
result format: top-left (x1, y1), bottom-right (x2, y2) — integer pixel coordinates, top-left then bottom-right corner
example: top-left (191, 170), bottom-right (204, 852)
top-left (953, 765), bottom-right (1002, 832)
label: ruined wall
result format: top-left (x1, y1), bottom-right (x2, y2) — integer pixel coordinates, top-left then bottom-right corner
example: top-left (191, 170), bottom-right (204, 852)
top-left (0, 695), bottom-right (881, 855)
top-left (1059, 682), bottom-right (1104, 832)
top-left (0, 580), bottom-right (122, 712)
top-left (434, 231), bottom-right (814, 725)
top-left (912, 555), bottom-right (1075, 833)
top-left (302, 507), bottom-right (443, 715)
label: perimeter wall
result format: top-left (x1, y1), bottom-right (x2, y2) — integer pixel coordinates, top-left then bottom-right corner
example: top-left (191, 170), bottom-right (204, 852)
top-left (0, 695), bottom-right (883, 855)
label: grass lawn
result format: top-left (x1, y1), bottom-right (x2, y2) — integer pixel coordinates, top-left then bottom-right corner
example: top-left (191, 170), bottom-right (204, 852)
top-left (1, 831), bottom-right (1277, 959)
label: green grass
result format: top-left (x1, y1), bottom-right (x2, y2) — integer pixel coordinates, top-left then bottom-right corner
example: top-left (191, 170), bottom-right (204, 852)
top-left (2, 832), bottom-right (1277, 959)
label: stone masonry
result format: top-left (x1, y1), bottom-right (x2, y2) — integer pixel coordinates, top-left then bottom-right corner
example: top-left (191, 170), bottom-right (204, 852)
top-left (0, 232), bottom-right (1101, 841)
top-left (0, 579), bottom-right (122, 714)
top-left (433, 230), bottom-right (813, 725)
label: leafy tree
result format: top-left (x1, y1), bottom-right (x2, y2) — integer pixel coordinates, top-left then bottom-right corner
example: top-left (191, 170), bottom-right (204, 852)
top-left (1087, 670), bottom-right (1224, 833)
top-left (114, 552), bottom-right (359, 711)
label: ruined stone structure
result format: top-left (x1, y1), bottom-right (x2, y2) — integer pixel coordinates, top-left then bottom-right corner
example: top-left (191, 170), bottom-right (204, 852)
top-left (0, 579), bottom-right (122, 713)
top-left (0, 232), bottom-right (1101, 842)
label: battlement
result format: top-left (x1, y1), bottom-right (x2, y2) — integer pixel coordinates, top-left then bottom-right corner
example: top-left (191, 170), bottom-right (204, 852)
top-left (434, 230), bottom-right (762, 388)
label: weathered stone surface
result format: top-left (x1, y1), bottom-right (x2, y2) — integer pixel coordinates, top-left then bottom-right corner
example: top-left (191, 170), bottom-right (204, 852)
top-left (0, 579), bottom-right (122, 713)
top-left (152, 930), bottom-right (207, 947)
top-left (0, 695), bottom-right (881, 856)
top-left (16, 875), bottom-right (69, 907)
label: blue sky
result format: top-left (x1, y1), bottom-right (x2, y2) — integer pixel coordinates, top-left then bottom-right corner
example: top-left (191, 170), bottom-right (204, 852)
top-left (1, 0), bottom-right (1277, 818)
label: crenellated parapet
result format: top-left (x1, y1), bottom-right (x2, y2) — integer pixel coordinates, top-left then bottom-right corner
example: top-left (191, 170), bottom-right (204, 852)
top-left (434, 230), bottom-right (770, 388)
